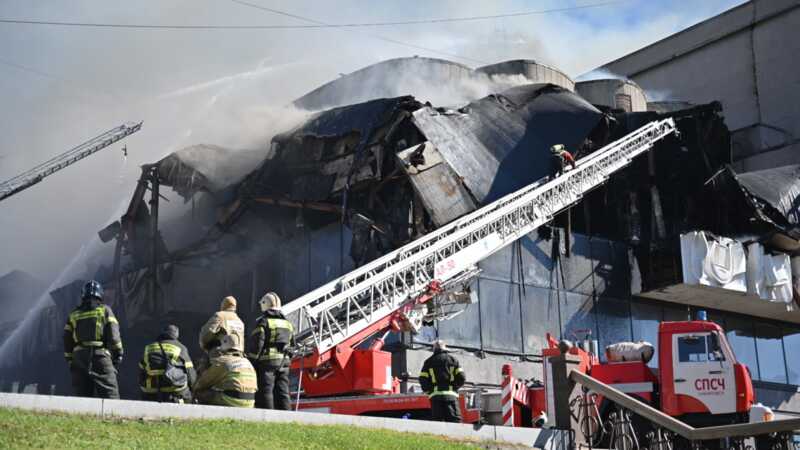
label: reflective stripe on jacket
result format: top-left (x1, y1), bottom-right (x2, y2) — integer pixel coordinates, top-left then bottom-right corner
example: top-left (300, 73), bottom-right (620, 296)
top-left (138, 340), bottom-right (195, 394)
top-left (419, 349), bottom-right (465, 398)
top-left (246, 311), bottom-right (295, 362)
top-left (63, 299), bottom-right (123, 361)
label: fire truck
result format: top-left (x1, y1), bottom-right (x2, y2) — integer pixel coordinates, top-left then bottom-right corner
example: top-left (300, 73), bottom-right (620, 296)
top-left (279, 118), bottom-right (768, 430)
top-left (518, 317), bottom-right (768, 433)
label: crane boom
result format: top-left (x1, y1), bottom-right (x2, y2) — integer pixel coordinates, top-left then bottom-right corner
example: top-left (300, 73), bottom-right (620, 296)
top-left (0, 122), bottom-right (143, 202)
top-left (286, 118), bottom-right (677, 367)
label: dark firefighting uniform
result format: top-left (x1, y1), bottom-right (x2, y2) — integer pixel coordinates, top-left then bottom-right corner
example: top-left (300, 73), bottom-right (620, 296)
top-left (419, 348), bottom-right (466, 422)
top-left (63, 298), bottom-right (123, 399)
top-left (246, 309), bottom-right (295, 410)
top-left (139, 330), bottom-right (197, 403)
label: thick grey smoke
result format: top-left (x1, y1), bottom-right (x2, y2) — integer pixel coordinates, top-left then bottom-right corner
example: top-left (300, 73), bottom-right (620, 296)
top-left (0, 0), bottom-right (745, 289)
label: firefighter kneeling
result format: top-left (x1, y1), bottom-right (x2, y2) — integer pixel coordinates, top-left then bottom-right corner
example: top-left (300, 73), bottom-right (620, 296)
top-left (193, 334), bottom-right (258, 407)
top-left (419, 340), bottom-right (465, 423)
top-left (139, 324), bottom-right (196, 403)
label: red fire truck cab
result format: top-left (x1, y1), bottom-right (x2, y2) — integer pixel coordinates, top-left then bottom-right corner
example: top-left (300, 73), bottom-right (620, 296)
top-left (526, 318), bottom-right (758, 430)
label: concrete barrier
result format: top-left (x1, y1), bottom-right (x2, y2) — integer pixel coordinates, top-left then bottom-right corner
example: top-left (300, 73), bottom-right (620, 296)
top-left (0, 393), bottom-right (565, 448)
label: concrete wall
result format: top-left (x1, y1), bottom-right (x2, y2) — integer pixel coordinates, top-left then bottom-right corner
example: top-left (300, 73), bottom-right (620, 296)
top-left (602, 0), bottom-right (800, 170)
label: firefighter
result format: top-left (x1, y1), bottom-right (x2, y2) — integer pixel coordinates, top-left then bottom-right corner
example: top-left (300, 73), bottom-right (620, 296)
top-left (139, 324), bottom-right (197, 403)
top-left (199, 296), bottom-right (245, 359)
top-left (419, 340), bottom-right (465, 423)
top-left (247, 292), bottom-right (295, 410)
top-left (63, 280), bottom-right (123, 399)
top-left (193, 334), bottom-right (257, 407)
top-left (550, 144), bottom-right (576, 176)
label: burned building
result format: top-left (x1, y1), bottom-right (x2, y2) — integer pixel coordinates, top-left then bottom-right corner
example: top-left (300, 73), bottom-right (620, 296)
top-left (3, 2), bottom-right (800, 415)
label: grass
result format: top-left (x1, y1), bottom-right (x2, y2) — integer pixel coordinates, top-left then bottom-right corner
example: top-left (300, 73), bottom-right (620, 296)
top-left (0, 407), bottom-right (480, 449)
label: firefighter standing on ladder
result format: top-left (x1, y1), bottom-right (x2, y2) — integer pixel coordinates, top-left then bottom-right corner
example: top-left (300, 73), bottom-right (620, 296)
top-left (419, 340), bottom-right (465, 422)
top-left (247, 292), bottom-right (295, 410)
top-left (63, 280), bottom-right (123, 399)
top-left (550, 144), bottom-right (576, 176)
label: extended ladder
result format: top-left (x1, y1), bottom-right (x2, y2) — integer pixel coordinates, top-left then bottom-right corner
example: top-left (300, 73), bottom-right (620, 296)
top-left (284, 118), bottom-right (677, 358)
top-left (0, 122), bottom-right (143, 202)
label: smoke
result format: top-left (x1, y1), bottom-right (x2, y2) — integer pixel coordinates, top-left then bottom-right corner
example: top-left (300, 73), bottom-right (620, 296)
top-left (575, 68), bottom-right (629, 82)
top-left (645, 88), bottom-right (676, 102)
top-left (0, 0), bottom-right (745, 291)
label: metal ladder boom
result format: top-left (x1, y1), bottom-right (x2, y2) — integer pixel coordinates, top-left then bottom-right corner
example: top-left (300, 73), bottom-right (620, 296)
top-left (284, 118), bottom-right (677, 357)
top-left (0, 122), bottom-right (143, 202)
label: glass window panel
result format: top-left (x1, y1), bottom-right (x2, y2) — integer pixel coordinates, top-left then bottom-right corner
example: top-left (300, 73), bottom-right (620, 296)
top-left (516, 234), bottom-right (555, 289)
top-left (631, 301), bottom-right (662, 367)
top-left (478, 278), bottom-right (522, 353)
top-left (478, 244), bottom-right (513, 282)
top-left (437, 299), bottom-right (481, 349)
top-left (664, 305), bottom-right (691, 322)
top-left (520, 285), bottom-right (561, 354)
top-left (597, 297), bottom-right (632, 356)
top-left (678, 335), bottom-right (708, 362)
top-left (783, 327), bottom-right (800, 385)
top-left (755, 322), bottom-right (787, 384)
top-left (560, 291), bottom-right (597, 343)
top-left (561, 234), bottom-right (594, 296)
top-left (725, 315), bottom-right (759, 380)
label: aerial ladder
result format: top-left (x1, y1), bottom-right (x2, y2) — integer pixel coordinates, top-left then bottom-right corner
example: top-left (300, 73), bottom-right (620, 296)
top-left (284, 118), bottom-right (678, 410)
top-left (0, 122), bottom-right (142, 202)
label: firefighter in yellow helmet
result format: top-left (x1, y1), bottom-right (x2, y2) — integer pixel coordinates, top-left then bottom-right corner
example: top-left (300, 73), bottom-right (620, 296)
top-left (550, 144), bottom-right (576, 176)
top-left (192, 334), bottom-right (257, 407)
top-left (247, 292), bottom-right (295, 410)
top-left (63, 280), bottom-right (123, 399)
top-left (199, 296), bottom-right (245, 359)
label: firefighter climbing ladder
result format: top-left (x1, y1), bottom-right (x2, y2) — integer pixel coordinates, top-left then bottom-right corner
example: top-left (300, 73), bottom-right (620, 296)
top-left (0, 122), bottom-right (143, 202)
top-left (284, 118), bottom-right (678, 358)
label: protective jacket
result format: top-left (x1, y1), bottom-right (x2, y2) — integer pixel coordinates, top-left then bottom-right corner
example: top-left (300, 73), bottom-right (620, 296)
top-left (419, 348), bottom-right (465, 398)
top-left (139, 332), bottom-right (197, 400)
top-left (63, 298), bottom-right (123, 363)
top-left (199, 310), bottom-right (245, 356)
top-left (63, 298), bottom-right (123, 399)
top-left (246, 310), bottom-right (295, 367)
top-left (192, 352), bottom-right (257, 408)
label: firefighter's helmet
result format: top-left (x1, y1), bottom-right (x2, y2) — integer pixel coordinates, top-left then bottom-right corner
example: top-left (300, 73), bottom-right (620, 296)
top-left (81, 280), bottom-right (104, 301)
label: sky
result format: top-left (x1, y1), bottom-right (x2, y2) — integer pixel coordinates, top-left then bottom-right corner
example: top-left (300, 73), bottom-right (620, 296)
top-left (0, 0), bottom-right (746, 288)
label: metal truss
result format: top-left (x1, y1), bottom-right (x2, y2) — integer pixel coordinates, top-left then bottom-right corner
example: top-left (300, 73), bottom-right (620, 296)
top-left (284, 118), bottom-right (678, 356)
top-left (0, 122), bottom-right (143, 202)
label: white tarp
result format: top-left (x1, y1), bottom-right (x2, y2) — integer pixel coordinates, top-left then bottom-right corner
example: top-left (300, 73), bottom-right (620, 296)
top-left (680, 231), bottom-right (793, 310)
top-left (680, 231), bottom-right (747, 292)
top-left (746, 242), bottom-right (793, 309)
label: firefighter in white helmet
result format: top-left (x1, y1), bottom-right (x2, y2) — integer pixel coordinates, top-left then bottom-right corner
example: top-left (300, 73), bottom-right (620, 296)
top-left (247, 292), bottom-right (295, 410)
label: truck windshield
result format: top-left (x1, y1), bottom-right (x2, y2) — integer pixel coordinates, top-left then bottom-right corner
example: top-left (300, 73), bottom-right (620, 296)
top-left (678, 334), bottom-right (725, 362)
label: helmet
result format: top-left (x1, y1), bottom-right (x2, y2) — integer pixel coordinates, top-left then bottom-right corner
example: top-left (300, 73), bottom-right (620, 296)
top-left (259, 292), bottom-right (281, 312)
top-left (220, 296), bottom-right (237, 312)
top-left (432, 339), bottom-right (448, 352)
top-left (81, 280), bottom-right (104, 301)
top-left (550, 144), bottom-right (565, 154)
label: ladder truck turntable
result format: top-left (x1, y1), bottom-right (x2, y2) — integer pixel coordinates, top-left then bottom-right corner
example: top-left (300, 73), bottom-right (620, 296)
top-left (281, 118), bottom-right (770, 429)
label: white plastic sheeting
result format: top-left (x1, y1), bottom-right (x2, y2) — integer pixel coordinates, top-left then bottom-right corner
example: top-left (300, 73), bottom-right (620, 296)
top-left (747, 242), bottom-right (794, 309)
top-left (680, 231), bottom-right (747, 292)
top-left (680, 231), bottom-right (794, 310)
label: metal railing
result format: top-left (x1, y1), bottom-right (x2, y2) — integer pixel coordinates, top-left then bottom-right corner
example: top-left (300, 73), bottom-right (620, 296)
top-left (569, 370), bottom-right (800, 450)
